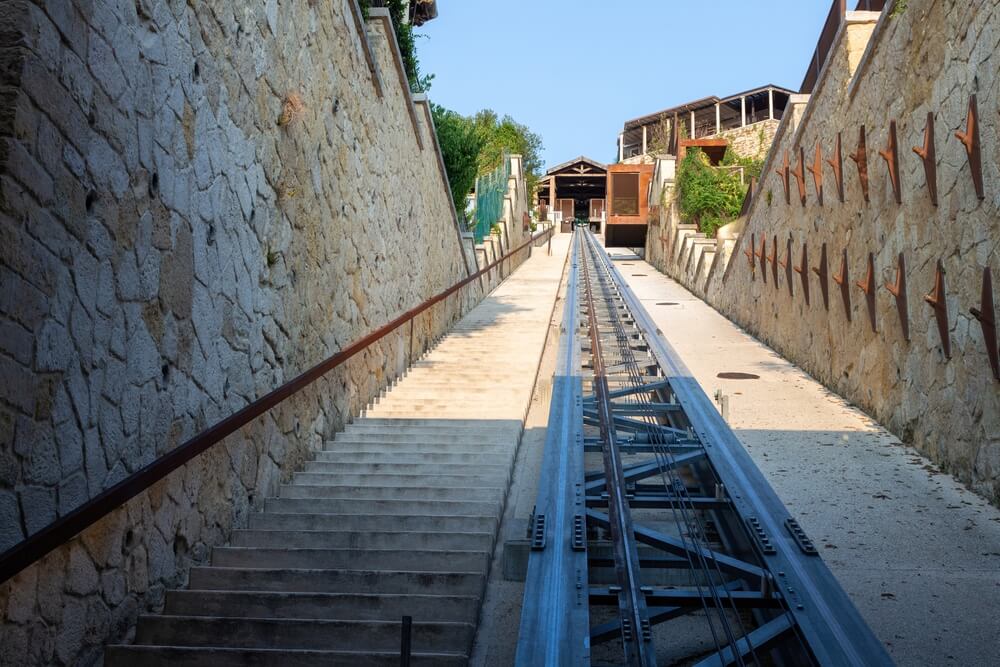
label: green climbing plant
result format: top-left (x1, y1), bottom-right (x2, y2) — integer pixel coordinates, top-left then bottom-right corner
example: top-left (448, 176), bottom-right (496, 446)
top-left (675, 148), bottom-right (760, 238)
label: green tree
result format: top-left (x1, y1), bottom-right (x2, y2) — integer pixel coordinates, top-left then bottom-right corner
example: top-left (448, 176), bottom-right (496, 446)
top-left (431, 104), bottom-right (483, 222)
top-left (472, 110), bottom-right (544, 201)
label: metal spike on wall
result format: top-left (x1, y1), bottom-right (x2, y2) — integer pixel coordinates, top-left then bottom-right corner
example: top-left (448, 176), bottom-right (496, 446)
top-left (827, 132), bottom-right (845, 203)
top-left (970, 266), bottom-right (999, 380)
top-left (792, 147), bottom-right (807, 206)
top-left (757, 236), bottom-right (768, 281)
top-left (831, 247), bottom-right (852, 321)
top-left (848, 125), bottom-right (870, 202)
top-left (770, 234), bottom-right (779, 287)
top-left (912, 111), bottom-right (938, 206)
top-left (793, 242), bottom-right (810, 305)
top-left (884, 252), bottom-right (909, 341)
top-left (954, 94), bottom-right (984, 200)
top-left (812, 243), bottom-right (830, 310)
top-left (856, 252), bottom-right (877, 332)
top-left (805, 142), bottom-right (824, 206)
top-left (778, 237), bottom-right (794, 297)
top-left (745, 232), bottom-right (756, 277)
top-left (923, 260), bottom-right (950, 358)
top-left (878, 120), bottom-right (902, 204)
top-left (775, 150), bottom-right (791, 205)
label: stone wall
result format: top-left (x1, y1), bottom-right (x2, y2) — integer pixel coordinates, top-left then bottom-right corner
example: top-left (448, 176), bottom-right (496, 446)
top-left (0, 1), bottom-right (506, 664)
top-left (647, 1), bottom-right (1000, 504)
top-left (716, 118), bottom-right (780, 161)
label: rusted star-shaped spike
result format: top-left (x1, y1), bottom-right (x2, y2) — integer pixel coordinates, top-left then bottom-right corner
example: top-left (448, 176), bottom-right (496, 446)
top-left (744, 233), bottom-right (756, 275)
top-left (774, 151), bottom-right (791, 204)
top-left (805, 142), bottom-right (824, 206)
top-left (923, 260), bottom-right (950, 358)
top-left (954, 94), bottom-right (984, 199)
top-left (793, 242), bottom-right (810, 305)
top-left (826, 132), bottom-right (845, 202)
top-left (970, 266), bottom-right (999, 381)
top-left (878, 120), bottom-right (902, 204)
top-left (757, 236), bottom-right (768, 280)
top-left (778, 238), bottom-right (794, 297)
top-left (884, 252), bottom-right (909, 341)
top-left (831, 247), bottom-right (851, 321)
top-left (769, 235), bottom-right (779, 286)
top-left (848, 125), bottom-right (870, 202)
top-left (811, 242), bottom-right (830, 310)
top-left (791, 147), bottom-right (807, 206)
top-left (912, 111), bottom-right (937, 206)
top-left (855, 252), bottom-right (876, 332)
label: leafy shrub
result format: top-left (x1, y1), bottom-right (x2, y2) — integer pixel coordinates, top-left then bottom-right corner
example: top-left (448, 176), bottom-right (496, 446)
top-left (431, 104), bottom-right (483, 221)
top-left (675, 148), bottom-right (760, 238)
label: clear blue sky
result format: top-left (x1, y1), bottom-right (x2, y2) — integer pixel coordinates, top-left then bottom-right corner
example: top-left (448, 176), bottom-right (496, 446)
top-left (418, 1), bottom-right (834, 169)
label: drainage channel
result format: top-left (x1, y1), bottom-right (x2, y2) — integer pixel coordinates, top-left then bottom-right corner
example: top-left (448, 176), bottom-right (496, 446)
top-left (515, 228), bottom-right (893, 666)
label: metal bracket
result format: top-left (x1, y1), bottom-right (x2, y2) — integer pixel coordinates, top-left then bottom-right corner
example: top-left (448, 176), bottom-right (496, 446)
top-left (744, 232), bottom-right (756, 277)
top-left (531, 513), bottom-right (547, 551)
top-left (848, 125), bottom-right (870, 202)
top-left (792, 146), bottom-right (807, 206)
top-left (878, 120), bottom-right (902, 204)
top-left (826, 131), bottom-right (845, 202)
top-left (970, 266), bottom-right (999, 380)
top-left (811, 243), bottom-right (830, 310)
top-left (775, 150), bottom-right (791, 204)
top-left (572, 514), bottom-right (586, 551)
top-left (954, 94), bottom-right (984, 199)
top-left (784, 518), bottom-right (818, 556)
top-left (746, 516), bottom-right (776, 555)
top-left (856, 252), bottom-right (877, 332)
top-left (923, 260), bottom-right (950, 358)
top-left (884, 252), bottom-right (909, 341)
top-left (912, 111), bottom-right (938, 206)
top-left (793, 242), bottom-right (810, 305)
top-left (805, 142), bottom-right (824, 206)
top-left (831, 247), bottom-right (852, 321)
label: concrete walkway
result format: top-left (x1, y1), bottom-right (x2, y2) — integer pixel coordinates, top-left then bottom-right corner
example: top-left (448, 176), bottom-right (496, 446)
top-left (606, 246), bottom-right (1000, 666)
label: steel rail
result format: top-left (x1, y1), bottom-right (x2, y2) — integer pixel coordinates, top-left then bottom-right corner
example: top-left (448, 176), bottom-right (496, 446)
top-left (581, 234), bottom-right (656, 666)
top-left (0, 226), bottom-right (554, 585)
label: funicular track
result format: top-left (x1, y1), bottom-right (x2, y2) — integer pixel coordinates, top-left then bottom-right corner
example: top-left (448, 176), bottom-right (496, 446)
top-left (516, 229), bottom-right (893, 666)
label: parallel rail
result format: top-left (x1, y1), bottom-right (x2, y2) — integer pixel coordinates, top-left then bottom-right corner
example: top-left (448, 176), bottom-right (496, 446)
top-left (516, 229), bottom-right (892, 666)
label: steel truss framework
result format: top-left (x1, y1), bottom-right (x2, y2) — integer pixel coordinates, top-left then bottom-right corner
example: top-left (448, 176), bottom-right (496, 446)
top-left (516, 230), bottom-right (893, 666)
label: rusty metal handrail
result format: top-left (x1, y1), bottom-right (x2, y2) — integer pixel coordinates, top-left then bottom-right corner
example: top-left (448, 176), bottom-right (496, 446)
top-left (0, 226), bottom-right (554, 584)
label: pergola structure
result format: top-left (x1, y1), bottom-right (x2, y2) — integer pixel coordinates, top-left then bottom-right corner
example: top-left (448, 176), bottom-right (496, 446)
top-left (536, 156), bottom-right (607, 233)
top-left (617, 84), bottom-right (794, 161)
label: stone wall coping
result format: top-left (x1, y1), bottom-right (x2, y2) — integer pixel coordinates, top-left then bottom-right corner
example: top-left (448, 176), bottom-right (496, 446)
top-left (368, 8), bottom-right (424, 149)
top-left (847, 6), bottom-right (895, 101)
top-left (346, 0), bottom-right (384, 97)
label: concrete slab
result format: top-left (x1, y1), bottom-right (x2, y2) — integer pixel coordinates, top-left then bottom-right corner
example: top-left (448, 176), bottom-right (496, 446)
top-left (604, 244), bottom-right (1000, 666)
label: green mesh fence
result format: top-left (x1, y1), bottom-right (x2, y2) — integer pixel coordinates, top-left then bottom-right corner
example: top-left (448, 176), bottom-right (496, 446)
top-left (472, 154), bottom-right (510, 244)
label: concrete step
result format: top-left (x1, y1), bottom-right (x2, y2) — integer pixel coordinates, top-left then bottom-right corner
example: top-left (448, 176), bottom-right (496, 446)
top-left (319, 442), bottom-right (513, 457)
top-left (280, 483), bottom-right (504, 502)
top-left (313, 451), bottom-right (512, 466)
top-left (345, 418), bottom-right (522, 431)
top-left (329, 433), bottom-right (516, 448)
top-left (128, 616), bottom-right (474, 653)
top-left (106, 645), bottom-right (466, 667)
top-left (211, 547), bottom-right (489, 572)
top-left (250, 512), bottom-right (497, 534)
top-left (263, 497), bottom-right (502, 517)
top-left (230, 528), bottom-right (494, 551)
top-left (164, 590), bottom-right (480, 623)
top-left (300, 461), bottom-right (510, 479)
top-left (187, 567), bottom-right (485, 596)
top-left (288, 471), bottom-right (508, 490)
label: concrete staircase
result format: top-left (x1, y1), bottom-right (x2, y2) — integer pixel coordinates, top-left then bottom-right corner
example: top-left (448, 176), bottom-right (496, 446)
top-left (105, 243), bottom-right (566, 666)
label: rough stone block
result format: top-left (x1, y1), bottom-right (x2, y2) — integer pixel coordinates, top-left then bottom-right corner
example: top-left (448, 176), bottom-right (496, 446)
top-left (57, 472), bottom-right (87, 515)
top-left (34, 319), bottom-right (72, 372)
top-left (18, 485), bottom-right (56, 535)
top-left (0, 488), bottom-right (24, 552)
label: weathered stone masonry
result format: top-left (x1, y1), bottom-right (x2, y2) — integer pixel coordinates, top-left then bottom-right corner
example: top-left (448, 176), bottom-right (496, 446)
top-left (647, 0), bottom-right (1000, 504)
top-left (0, 1), bottom-right (503, 664)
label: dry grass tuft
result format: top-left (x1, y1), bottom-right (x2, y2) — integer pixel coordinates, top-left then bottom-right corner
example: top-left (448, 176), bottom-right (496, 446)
top-left (278, 93), bottom-right (305, 127)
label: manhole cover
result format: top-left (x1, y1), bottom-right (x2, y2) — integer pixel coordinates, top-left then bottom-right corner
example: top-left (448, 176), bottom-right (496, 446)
top-left (656, 302), bottom-right (679, 306)
top-left (622, 263), bottom-right (635, 266)
top-left (716, 372), bottom-right (760, 380)
top-left (632, 274), bottom-right (647, 277)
